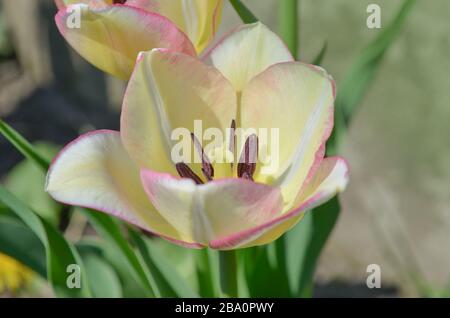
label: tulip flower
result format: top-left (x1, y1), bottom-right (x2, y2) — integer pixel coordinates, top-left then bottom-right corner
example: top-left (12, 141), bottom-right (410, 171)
top-left (54, 0), bottom-right (223, 79)
top-left (46, 23), bottom-right (349, 250)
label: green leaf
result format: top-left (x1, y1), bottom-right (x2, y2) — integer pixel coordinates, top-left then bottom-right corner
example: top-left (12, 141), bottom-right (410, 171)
top-left (80, 209), bottom-right (156, 297)
top-left (76, 238), bottom-right (123, 298)
top-left (195, 249), bottom-right (220, 297)
top-left (82, 253), bottom-right (123, 298)
top-left (286, 197), bottom-right (340, 297)
top-left (5, 143), bottom-right (61, 226)
top-left (78, 237), bottom-right (150, 297)
top-left (243, 244), bottom-right (291, 297)
top-left (0, 215), bottom-right (46, 277)
top-left (0, 119), bottom-right (51, 171)
top-left (312, 42), bottom-right (328, 66)
top-left (337, 0), bottom-right (416, 126)
top-left (229, 0), bottom-right (258, 24)
top-left (0, 203), bottom-right (8, 216)
top-left (278, 0), bottom-right (298, 59)
top-left (0, 186), bottom-right (91, 297)
top-left (129, 230), bottom-right (199, 298)
top-left (219, 250), bottom-right (238, 297)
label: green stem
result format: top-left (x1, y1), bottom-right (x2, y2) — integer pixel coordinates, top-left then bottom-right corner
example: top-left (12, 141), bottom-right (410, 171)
top-left (229, 0), bottom-right (258, 24)
top-left (219, 250), bottom-right (238, 297)
top-left (278, 0), bottom-right (299, 59)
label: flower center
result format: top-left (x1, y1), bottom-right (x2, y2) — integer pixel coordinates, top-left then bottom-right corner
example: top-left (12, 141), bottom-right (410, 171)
top-left (175, 120), bottom-right (259, 184)
top-left (112, 0), bottom-right (127, 4)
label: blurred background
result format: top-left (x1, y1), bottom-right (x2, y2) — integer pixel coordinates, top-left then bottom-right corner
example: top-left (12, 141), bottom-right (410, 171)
top-left (0, 0), bottom-right (449, 297)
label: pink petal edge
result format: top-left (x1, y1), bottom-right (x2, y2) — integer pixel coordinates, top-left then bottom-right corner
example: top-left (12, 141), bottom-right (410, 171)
top-left (296, 64), bottom-right (336, 198)
top-left (241, 60), bottom-right (336, 196)
top-left (201, 22), bottom-right (295, 62)
top-left (209, 157), bottom-right (348, 249)
top-left (46, 129), bottom-right (205, 249)
top-left (54, 4), bottom-right (197, 57)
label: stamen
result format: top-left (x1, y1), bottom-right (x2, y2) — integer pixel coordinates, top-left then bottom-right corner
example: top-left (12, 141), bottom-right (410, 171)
top-left (237, 134), bottom-right (258, 180)
top-left (240, 171), bottom-right (254, 181)
top-left (176, 163), bottom-right (204, 185)
top-left (229, 119), bottom-right (236, 169)
top-left (191, 133), bottom-right (214, 181)
top-left (113, 0), bottom-right (127, 4)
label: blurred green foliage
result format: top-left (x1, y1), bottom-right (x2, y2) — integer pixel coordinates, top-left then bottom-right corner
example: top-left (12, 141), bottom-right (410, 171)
top-left (5, 143), bottom-right (61, 226)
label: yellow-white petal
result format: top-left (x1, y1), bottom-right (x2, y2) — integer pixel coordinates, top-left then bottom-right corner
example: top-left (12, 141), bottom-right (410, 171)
top-left (240, 62), bottom-right (335, 206)
top-left (140, 170), bottom-right (283, 246)
top-left (45, 130), bottom-right (182, 242)
top-left (121, 49), bottom-right (236, 176)
top-left (55, 4), bottom-right (196, 79)
top-left (203, 22), bottom-right (294, 92)
top-left (127, 0), bottom-right (223, 53)
top-left (55, 0), bottom-right (110, 9)
top-left (294, 156), bottom-right (349, 206)
top-left (211, 157), bottom-right (349, 249)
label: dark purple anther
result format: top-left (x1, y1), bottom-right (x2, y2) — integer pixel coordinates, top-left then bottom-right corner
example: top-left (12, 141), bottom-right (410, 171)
top-left (176, 163), bottom-right (204, 185)
top-left (237, 134), bottom-right (258, 181)
top-left (191, 133), bottom-right (214, 181)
